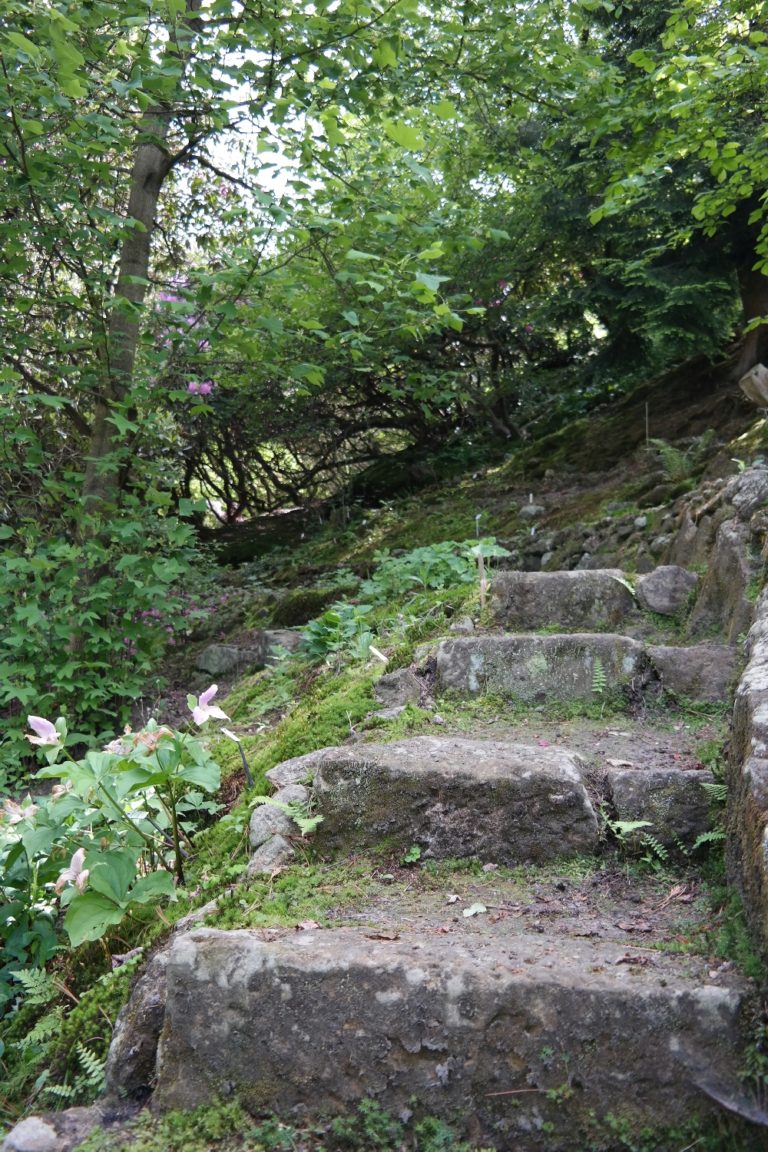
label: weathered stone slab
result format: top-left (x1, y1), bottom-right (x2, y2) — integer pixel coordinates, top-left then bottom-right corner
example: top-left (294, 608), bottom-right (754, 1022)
top-left (647, 643), bottom-right (739, 702)
top-left (104, 950), bottom-right (169, 1100)
top-left (195, 630), bottom-right (300, 676)
top-left (491, 569), bottom-right (635, 630)
top-left (607, 766), bottom-right (714, 849)
top-left (686, 520), bottom-right (755, 643)
top-left (729, 588), bottom-right (768, 960)
top-left (373, 668), bottom-right (422, 708)
top-left (246, 833), bottom-right (295, 877)
top-left (635, 565), bottom-right (698, 616)
top-left (434, 634), bottom-right (647, 702)
top-left (150, 926), bottom-right (748, 1147)
top-left (310, 736), bottom-right (598, 862)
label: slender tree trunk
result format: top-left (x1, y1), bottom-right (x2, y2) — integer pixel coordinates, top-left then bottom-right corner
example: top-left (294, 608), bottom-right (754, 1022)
top-left (81, 108), bottom-right (173, 508)
top-left (734, 261), bottom-right (768, 379)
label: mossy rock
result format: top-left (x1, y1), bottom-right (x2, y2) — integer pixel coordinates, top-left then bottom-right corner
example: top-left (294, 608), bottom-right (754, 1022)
top-left (269, 585), bottom-right (359, 627)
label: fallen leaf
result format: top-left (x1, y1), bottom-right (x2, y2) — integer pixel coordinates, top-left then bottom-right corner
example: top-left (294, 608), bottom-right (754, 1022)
top-left (615, 954), bottom-right (653, 966)
top-left (296, 920), bottom-right (320, 931)
top-left (489, 912), bottom-right (507, 924)
top-left (446, 894), bottom-right (460, 904)
top-left (616, 920), bottom-right (653, 933)
top-left (482, 862), bottom-right (499, 873)
top-left (463, 903), bottom-right (487, 918)
top-left (606, 758), bottom-right (634, 768)
top-left (364, 930), bottom-right (400, 940)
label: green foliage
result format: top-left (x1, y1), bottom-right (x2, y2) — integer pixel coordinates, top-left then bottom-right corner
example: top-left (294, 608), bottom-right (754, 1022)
top-left (0, 702), bottom-right (226, 1011)
top-left (301, 603), bottom-right (376, 662)
top-left (0, 506), bottom-right (199, 783)
top-left (360, 539), bottom-right (510, 605)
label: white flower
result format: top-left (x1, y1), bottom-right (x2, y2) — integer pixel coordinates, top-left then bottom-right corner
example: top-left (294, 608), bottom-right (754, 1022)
top-left (55, 848), bottom-right (90, 894)
top-left (1, 798), bottom-right (38, 824)
top-left (26, 716), bottom-right (61, 747)
top-left (190, 684), bottom-right (229, 726)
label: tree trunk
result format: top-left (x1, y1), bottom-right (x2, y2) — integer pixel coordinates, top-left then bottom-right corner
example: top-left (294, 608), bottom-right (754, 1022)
top-left (734, 261), bottom-right (768, 380)
top-left (81, 108), bottom-right (173, 508)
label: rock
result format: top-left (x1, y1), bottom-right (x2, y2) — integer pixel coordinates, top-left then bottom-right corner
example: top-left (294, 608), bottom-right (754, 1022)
top-left (433, 634), bottom-right (647, 702)
top-left (265, 750), bottom-right (323, 788)
top-left (519, 503), bottom-right (546, 519)
top-left (149, 926), bottom-right (747, 1143)
top-left (195, 631), bottom-right (300, 677)
top-left (1, 1118), bottom-right (60, 1152)
top-left (491, 569), bottom-right (636, 631)
top-left (373, 668), bottom-right (422, 708)
top-left (649, 534), bottom-right (672, 558)
top-left (275, 783), bottom-right (309, 806)
top-left (727, 466), bottom-right (768, 520)
top-left (449, 616), bottom-right (475, 635)
top-left (246, 833), bottom-right (295, 876)
top-left (738, 363), bottom-right (768, 407)
top-left (647, 644), bottom-right (739, 702)
top-left (195, 644), bottom-right (250, 676)
top-left (373, 706), bottom-right (407, 720)
top-left (311, 736), bottom-right (598, 862)
top-left (635, 566), bottom-right (698, 616)
top-left (607, 766), bottom-right (714, 849)
top-left (686, 521), bottom-right (755, 642)
top-left (104, 950), bottom-right (168, 1101)
top-left (633, 515), bottom-right (648, 529)
top-left (248, 803), bottom-right (295, 850)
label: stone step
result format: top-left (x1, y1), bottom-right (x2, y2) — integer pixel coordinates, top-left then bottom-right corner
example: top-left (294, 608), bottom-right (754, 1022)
top-left (254, 736), bottom-right (715, 868)
top-left (491, 566), bottom-right (699, 632)
top-left (431, 634), bottom-right (737, 704)
top-left (143, 919), bottom-right (752, 1149)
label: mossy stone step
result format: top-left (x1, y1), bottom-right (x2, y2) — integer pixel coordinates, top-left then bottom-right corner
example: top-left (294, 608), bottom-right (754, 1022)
top-left (147, 923), bottom-right (751, 1150)
top-left (432, 634), bottom-right (736, 704)
top-left (263, 737), bottom-right (715, 864)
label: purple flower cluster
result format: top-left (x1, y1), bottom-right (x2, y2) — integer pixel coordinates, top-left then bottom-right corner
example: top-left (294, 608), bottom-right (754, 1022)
top-left (187, 380), bottom-right (214, 396)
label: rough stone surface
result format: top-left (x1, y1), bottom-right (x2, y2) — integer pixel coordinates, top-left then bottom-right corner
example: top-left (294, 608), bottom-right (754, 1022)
top-left (686, 520), bottom-right (755, 643)
top-left (373, 668), bottom-right (422, 708)
top-left (607, 766), bottom-right (714, 848)
top-left (195, 630), bottom-right (300, 677)
top-left (729, 587), bottom-right (768, 959)
top-left (104, 950), bottom-right (168, 1100)
top-left (1, 1118), bottom-right (61, 1152)
top-left (491, 569), bottom-right (635, 631)
top-left (246, 833), bottom-right (294, 876)
top-left (647, 643), bottom-right (739, 702)
top-left (150, 926), bottom-right (748, 1148)
top-left (248, 802), bottom-right (296, 850)
top-left (265, 750), bottom-right (322, 788)
top-left (433, 633), bottom-right (648, 702)
top-left (635, 565), bottom-right (698, 616)
top-left (311, 736), bottom-right (598, 862)
top-left (726, 464), bottom-right (768, 519)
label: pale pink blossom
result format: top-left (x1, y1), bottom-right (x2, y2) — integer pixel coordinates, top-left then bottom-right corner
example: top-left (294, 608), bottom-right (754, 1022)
top-left (1, 798), bottom-right (38, 824)
top-left (55, 848), bottom-right (90, 894)
top-left (26, 716), bottom-right (61, 747)
top-left (191, 684), bottom-right (229, 725)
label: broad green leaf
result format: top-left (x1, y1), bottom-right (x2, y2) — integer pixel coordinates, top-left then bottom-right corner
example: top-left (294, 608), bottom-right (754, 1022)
top-left (5, 32), bottom-right (40, 58)
top-left (129, 870), bottom-right (176, 903)
top-left (383, 119), bottom-right (425, 151)
top-left (64, 892), bottom-right (125, 947)
top-left (432, 99), bottom-right (457, 121)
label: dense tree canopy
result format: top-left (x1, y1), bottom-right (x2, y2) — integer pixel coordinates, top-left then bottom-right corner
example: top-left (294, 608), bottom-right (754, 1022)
top-left (0, 0), bottom-right (766, 765)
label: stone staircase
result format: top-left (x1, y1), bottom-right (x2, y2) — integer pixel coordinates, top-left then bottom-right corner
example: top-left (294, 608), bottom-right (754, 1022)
top-left (102, 551), bottom-right (768, 1150)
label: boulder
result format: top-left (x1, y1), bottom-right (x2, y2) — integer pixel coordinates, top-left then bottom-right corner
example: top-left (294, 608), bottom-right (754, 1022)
top-left (635, 566), bottom-right (698, 616)
top-left (606, 766), bottom-right (715, 849)
top-left (104, 950), bottom-right (169, 1101)
top-left (311, 736), bottom-right (598, 862)
top-left (246, 834), bottom-right (295, 877)
top-left (491, 569), bottom-right (635, 631)
top-left (373, 668), bottom-right (422, 708)
top-left (647, 644), bottom-right (739, 702)
top-left (433, 634), bottom-right (647, 702)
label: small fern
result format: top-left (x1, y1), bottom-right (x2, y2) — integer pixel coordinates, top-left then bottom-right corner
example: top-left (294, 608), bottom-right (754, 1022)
top-left (13, 968), bottom-right (57, 1006)
top-left (15, 1008), bottom-right (63, 1053)
top-left (592, 657), bottom-right (607, 697)
top-left (43, 1042), bottom-right (105, 1105)
top-left (692, 828), bottom-right (727, 852)
top-left (640, 832), bottom-right (669, 864)
top-left (701, 780), bottom-right (728, 804)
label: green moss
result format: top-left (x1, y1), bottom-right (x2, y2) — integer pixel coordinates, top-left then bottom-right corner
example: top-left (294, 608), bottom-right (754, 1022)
top-left (207, 859), bottom-right (376, 930)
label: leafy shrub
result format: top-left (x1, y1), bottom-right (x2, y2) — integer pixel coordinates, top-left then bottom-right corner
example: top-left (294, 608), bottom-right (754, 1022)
top-left (360, 538), bottom-right (509, 604)
top-left (0, 498), bottom-right (201, 784)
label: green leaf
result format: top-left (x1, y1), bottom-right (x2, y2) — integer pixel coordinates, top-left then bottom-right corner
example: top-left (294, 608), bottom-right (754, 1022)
top-left (415, 271), bottom-right (449, 292)
top-left (344, 249), bottom-right (381, 261)
top-left (5, 31), bottom-right (41, 58)
top-left (432, 99), bottom-right (457, 121)
top-left (64, 892), bottom-right (125, 947)
top-left (383, 119), bottom-right (425, 151)
top-left (129, 870), bottom-right (176, 903)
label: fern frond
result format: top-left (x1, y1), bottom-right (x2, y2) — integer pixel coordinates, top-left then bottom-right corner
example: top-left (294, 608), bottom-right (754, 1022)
top-left (640, 832), bottom-right (669, 862)
top-left (15, 1009), bottom-right (63, 1052)
top-left (13, 968), bottom-right (57, 1006)
top-left (592, 657), bottom-right (607, 696)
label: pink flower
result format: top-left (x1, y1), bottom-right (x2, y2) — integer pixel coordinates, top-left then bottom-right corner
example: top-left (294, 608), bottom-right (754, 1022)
top-left (198, 380), bottom-right (213, 395)
top-left (55, 847), bottom-right (90, 894)
top-left (187, 381), bottom-right (201, 394)
top-left (26, 716), bottom-right (61, 747)
top-left (1, 798), bottom-right (38, 824)
top-left (190, 684), bottom-right (229, 725)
